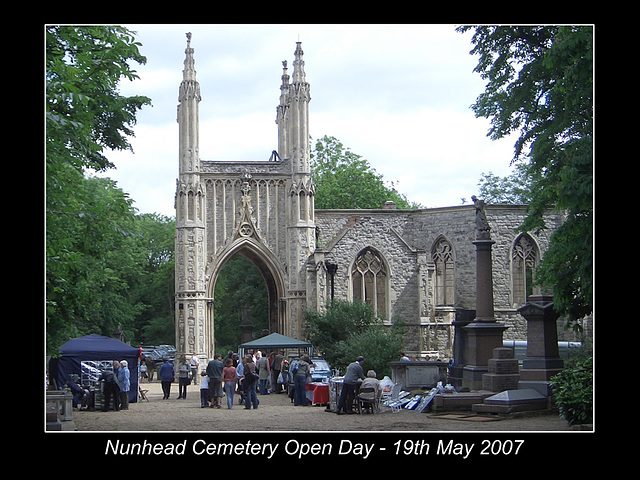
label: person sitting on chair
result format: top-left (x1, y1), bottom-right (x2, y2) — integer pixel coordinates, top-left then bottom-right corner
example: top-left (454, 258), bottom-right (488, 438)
top-left (358, 370), bottom-right (381, 413)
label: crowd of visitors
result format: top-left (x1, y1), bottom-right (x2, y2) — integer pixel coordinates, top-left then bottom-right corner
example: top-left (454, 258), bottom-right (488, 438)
top-left (197, 349), bottom-right (294, 410)
top-left (148, 349), bottom-right (324, 410)
top-left (65, 349), bottom-right (382, 415)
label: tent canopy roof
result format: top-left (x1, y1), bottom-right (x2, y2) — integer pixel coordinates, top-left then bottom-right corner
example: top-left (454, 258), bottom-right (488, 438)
top-left (59, 334), bottom-right (139, 359)
top-left (238, 332), bottom-right (312, 349)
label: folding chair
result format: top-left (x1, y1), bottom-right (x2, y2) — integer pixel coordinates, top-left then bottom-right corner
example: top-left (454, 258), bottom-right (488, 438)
top-left (139, 386), bottom-right (149, 402)
top-left (383, 383), bottom-right (404, 413)
top-left (356, 387), bottom-right (381, 414)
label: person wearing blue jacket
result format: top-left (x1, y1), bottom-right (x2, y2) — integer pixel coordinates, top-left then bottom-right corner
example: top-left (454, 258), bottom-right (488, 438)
top-left (158, 358), bottom-right (175, 399)
top-left (117, 360), bottom-right (131, 409)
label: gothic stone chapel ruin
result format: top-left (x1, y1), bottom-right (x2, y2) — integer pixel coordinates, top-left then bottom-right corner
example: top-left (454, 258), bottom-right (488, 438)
top-left (174, 34), bottom-right (565, 365)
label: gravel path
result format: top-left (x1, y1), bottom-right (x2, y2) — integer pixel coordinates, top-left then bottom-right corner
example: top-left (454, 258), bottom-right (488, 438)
top-left (71, 381), bottom-right (571, 432)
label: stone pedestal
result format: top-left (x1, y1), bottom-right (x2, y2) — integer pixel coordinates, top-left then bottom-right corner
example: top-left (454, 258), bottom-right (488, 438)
top-left (517, 295), bottom-right (563, 396)
top-left (482, 347), bottom-right (520, 392)
top-left (462, 322), bottom-right (507, 390)
top-left (448, 309), bottom-right (475, 388)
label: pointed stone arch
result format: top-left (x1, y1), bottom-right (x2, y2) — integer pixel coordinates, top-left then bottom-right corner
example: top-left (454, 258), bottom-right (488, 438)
top-left (205, 237), bottom-right (287, 359)
top-left (348, 246), bottom-right (391, 319)
top-left (431, 234), bottom-right (456, 306)
top-left (510, 233), bottom-right (541, 308)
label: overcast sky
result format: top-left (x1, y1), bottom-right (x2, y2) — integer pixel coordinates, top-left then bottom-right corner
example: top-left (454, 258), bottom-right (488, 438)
top-left (101, 24), bottom-right (518, 217)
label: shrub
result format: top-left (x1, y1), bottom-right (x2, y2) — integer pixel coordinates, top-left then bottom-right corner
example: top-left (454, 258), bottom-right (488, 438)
top-left (303, 300), bottom-right (405, 377)
top-left (550, 353), bottom-right (593, 426)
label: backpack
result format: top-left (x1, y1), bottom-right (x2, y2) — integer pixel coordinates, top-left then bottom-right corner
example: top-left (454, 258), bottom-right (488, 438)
top-left (244, 363), bottom-right (258, 384)
top-left (290, 360), bottom-right (300, 375)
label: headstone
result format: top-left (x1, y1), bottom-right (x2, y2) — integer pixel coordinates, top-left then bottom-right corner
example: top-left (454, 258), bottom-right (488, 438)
top-left (482, 347), bottom-right (520, 392)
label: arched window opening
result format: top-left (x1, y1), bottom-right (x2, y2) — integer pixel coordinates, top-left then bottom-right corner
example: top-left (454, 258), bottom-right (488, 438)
top-left (352, 248), bottom-right (387, 317)
top-left (432, 237), bottom-right (454, 306)
top-left (512, 233), bottom-right (539, 307)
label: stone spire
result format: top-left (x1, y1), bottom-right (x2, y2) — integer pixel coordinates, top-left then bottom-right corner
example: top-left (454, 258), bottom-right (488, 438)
top-left (177, 32), bottom-right (201, 177)
top-left (291, 41), bottom-right (307, 85)
top-left (182, 32), bottom-right (197, 82)
top-left (289, 42), bottom-right (310, 175)
top-left (276, 60), bottom-right (290, 159)
top-left (175, 32), bottom-right (207, 364)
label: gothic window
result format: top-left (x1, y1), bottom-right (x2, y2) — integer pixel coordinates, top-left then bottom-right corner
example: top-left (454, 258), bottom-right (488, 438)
top-left (352, 248), bottom-right (387, 317)
top-left (512, 233), bottom-right (539, 307)
top-left (432, 237), bottom-right (454, 306)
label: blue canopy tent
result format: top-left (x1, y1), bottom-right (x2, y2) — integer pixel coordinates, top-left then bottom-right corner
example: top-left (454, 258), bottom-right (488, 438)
top-left (50, 334), bottom-right (140, 403)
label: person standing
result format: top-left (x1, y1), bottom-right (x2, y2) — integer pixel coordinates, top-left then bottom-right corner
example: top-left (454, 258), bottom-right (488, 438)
top-left (117, 360), bottom-right (131, 410)
top-left (101, 368), bottom-right (120, 411)
top-left (257, 352), bottom-right (271, 395)
top-left (236, 359), bottom-right (245, 406)
top-left (273, 350), bottom-right (284, 393)
top-left (177, 355), bottom-right (190, 399)
top-left (293, 355), bottom-right (311, 406)
top-left (222, 358), bottom-right (237, 409)
top-left (158, 358), bottom-right (175, 400)
top-left (336, 356), bottom-right (366, 415)
top-left (140, 359), bottom-right (149, 383)
top-left (242, 355), bottom-right (259, 410)
top-left (190, 353), bottom-right (200, 385)
top-left (206, 353), bottom-right (224, 409)
top-left (199, 371), bottom-right (210, 408)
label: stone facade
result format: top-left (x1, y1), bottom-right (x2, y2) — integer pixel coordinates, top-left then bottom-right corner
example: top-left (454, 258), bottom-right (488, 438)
top-left (174, 35), bottom-right (567, 365)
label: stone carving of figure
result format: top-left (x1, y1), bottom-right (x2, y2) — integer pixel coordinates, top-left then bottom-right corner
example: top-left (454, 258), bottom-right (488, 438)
top-left (471, 195), bottom-right (491, 239)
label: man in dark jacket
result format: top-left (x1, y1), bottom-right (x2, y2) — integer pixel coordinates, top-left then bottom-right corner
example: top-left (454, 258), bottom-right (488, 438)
top-left (336, 356), bottom-right (366, 415)
top-left (101, 370), bottom-right (120, 411)
top-left (158, 358), bottom-right (175, 399)
top-left (206, 353), bottom-right (224, 408)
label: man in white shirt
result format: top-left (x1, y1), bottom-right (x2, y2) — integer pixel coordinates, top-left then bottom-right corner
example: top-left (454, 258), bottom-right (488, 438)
top-left (190, 353), bottom-right (200, 385)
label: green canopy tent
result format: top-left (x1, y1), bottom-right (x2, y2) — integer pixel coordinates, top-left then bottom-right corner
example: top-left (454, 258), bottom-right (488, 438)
top-left (238, 333), bottom-right (313, 357)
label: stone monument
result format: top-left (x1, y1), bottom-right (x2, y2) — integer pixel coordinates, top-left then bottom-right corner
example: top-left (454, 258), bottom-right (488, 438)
top-left (517, 294), bottom-right (563, 396)
top-left (461, 197), bottom-right (507, 390)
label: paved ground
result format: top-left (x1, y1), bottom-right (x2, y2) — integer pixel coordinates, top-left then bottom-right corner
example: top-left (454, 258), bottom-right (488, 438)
top-left (69, 381), bottom-right (573, 432)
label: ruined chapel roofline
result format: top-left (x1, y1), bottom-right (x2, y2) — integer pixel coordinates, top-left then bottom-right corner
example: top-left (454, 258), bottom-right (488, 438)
top-left (315, 203), bottom-right (542, 215)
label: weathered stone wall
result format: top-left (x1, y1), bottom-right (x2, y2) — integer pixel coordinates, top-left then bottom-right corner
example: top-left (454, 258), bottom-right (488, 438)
top-left (311, 204), bottom-right (569, 359)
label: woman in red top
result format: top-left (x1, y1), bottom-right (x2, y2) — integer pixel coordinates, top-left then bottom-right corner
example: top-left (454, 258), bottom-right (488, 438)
top-left (222, 358), bottom-right (237, 409)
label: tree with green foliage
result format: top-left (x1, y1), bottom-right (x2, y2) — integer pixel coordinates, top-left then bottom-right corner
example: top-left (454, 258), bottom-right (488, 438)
top-left (303, 300), bottom-right (405, 377)
top-left (131, 214), bottom-right (176, 346)
top-left (46, 25), bottom-right (151, 354)
top-left (477, 162), bottom-right (537, 205)
top-left (459, 25), bottom-right (593, 326)
top-left (46, 25), bottom-right (151, 172)
top-left (311, 135), bottom-right (421, 209)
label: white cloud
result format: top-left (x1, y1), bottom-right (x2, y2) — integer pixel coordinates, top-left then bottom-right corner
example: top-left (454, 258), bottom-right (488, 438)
top-left (101, 24), bottom-right (517, 216)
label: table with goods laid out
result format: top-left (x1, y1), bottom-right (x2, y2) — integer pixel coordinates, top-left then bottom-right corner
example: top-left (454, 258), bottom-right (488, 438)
top-left (305, 381), bottom-right (330, 405)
